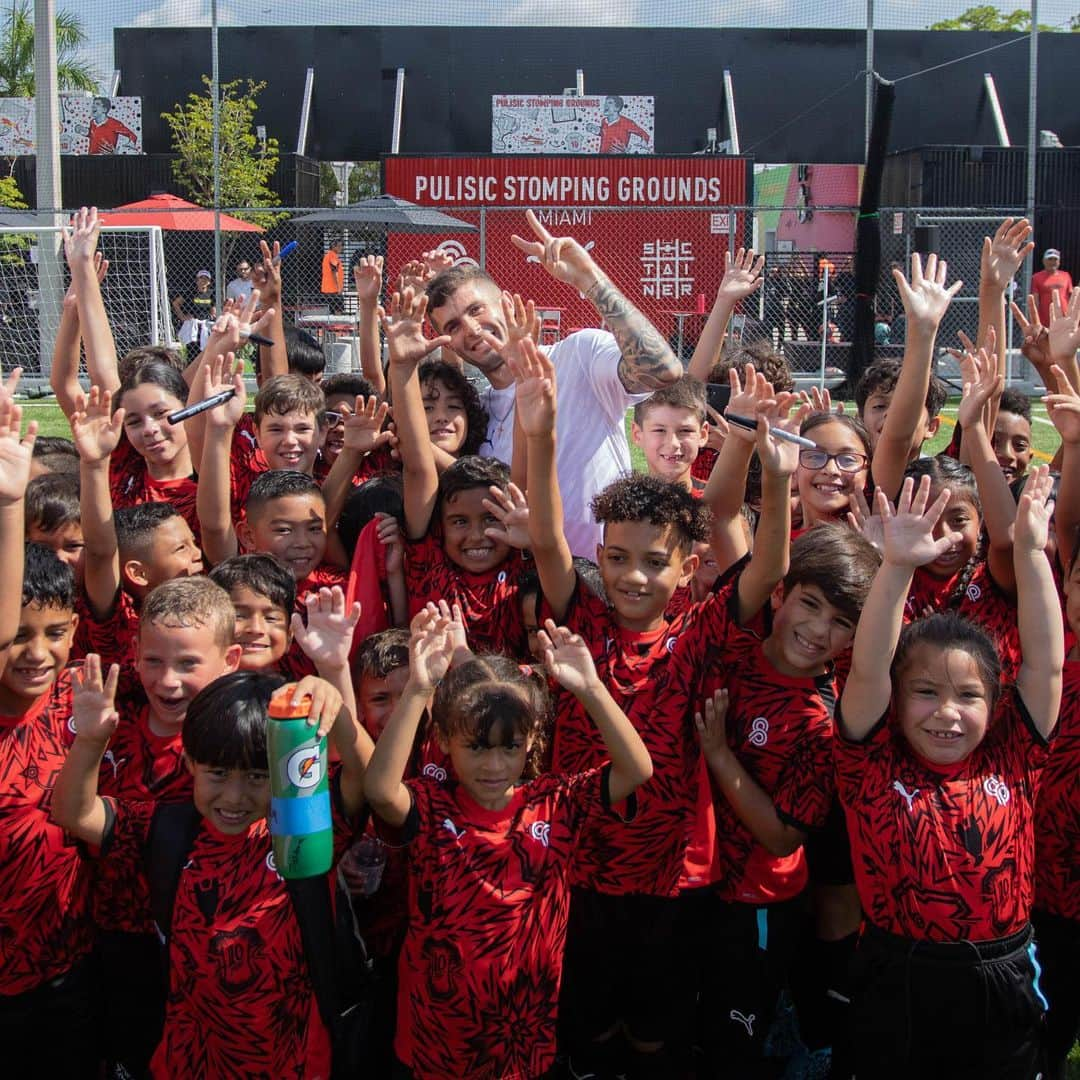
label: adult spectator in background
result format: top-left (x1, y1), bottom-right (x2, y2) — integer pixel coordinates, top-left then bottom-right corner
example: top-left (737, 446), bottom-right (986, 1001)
top-left (1031, 247), bottom-right (1073, 325)
top-left (320, 237), bottom-right (345, 313)
top-left (425, 209), bottom-right (681, 556)
top-left (225, 258), bottom-right (254, 304)
top-left (171, 268), bottom-right (216, 351)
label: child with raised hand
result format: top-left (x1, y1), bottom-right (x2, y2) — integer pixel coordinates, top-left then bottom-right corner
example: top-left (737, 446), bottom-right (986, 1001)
top-left (896, 350), bottom-right (1023, 680)
top-left (870, 252), bottom-right (962, 500)
top-left (53, 655), bottom-right (368, 1080)
top-left (364, 603), bottom-right (652, 1080)
top-left (383, 286), bottom-right (532, 657)
top-left (518, 331), bottom-right (795, 1074)
top-left (836, 469), bottom-right (1062, 1078)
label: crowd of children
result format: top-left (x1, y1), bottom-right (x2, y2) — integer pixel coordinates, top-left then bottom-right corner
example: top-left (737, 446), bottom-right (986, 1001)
top-left (0, 204), bottom-right (1077, 1080)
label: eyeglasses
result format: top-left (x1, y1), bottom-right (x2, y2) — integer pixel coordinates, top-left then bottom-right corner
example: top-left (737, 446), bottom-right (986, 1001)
top-left (798, 449), bottom-right (868, 473)
top-left (324, 411), bottom-right (344, 426)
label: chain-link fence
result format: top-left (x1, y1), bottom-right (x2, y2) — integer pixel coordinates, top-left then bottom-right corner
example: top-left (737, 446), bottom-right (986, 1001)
top-left (6, 203), bottom-right (1077, 391)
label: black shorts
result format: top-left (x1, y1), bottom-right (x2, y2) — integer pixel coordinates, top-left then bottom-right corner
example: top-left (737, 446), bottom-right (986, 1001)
top-left (849, 921), bottom-right (1045, 1079)
top-left (1032, 907), bottom-right (1080, 1080)
top-left (558, 888), bottom-right (686, 1045)
top-left (804, 797), bottom-right (854, 887)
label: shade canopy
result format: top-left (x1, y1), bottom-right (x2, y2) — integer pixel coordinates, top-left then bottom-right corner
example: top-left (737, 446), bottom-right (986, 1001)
top-left (106, 193), bottom-right (263, 232)
top-left (292, 194), bottom-right (476, 233)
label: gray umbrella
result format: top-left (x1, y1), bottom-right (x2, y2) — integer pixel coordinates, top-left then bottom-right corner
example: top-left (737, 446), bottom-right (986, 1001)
top-left (291, 194), bottom-right (476, 233)
top-left (0, 210), bottom-right (65, 228)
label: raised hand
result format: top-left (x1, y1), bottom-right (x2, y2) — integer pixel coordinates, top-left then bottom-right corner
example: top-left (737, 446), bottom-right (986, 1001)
top-left (980, 217), bottom-right (1033, 292)
top-left (71, 385), bottom-right (124, 463)
top-left (397, 259), bottom-right (430, 295)
top-left (511, 209), bottom-right (600, 294)
top-left (421, 249), bottom-right (454, 277)
top-left (956, 345), bottom-right (1002, 431)
top-left (724, 362), bottom-right (776, 444)
top-left (537, 619), bottom-right (601, 696)
top-left (62, 205), bottom-right (102, 266)
top-left (408, 603), bottom-right (456, 692)
top-left (799, 384), bottom-right (844, 415)
top-left (72, 654), bottom-right (120, 746)
top-left (250, 239), bottom-right (281, 306)
top-left (291, 586), bottom-right (361, 674)
top-left (704, 405), bottom-right (729, 451)
top-left (288, 674), bottom-right (347, 739)
top-left (483, 482), bottom-right (530, 548)
top-left (876, 475), bottom-right (961, 569)
top-left (715, 248), bottom-right (765, 306)
top-left (353, 255), bottom-right (384, 303)
top-left (201, 288), bottom-right (274, 362)
top-left (846, 486), bottom-right (885, 553)
top-left (197, 351), bottom-right (247, 431)
top-left (0, 392), bottom-right (36, 505)
top-left (341, 394), bottom-right (393, 455)
top-left (693, 687), bottom-right (732, 764)
top-left (755, 393), bottom-right (811, 477)
top-left (63, 252), bottom-right (107, 312)
top-left (1048, 287), bottom-right (1080, 364)
top-left (892, 252), bottom-right (963, 335)
top-left (433, 598), bottom-right (471, 665)
top-left (1013, 465), bottom-right (1054, 554)
top-left (1011, 294), bottom-right (1053, 377)
top-left (1043, 364), bottom-right (1080, 445)
top-left (507, 334), bottom-right (555, 437)
top-left (380, 287), bottom-right (451, 369)
top-left (374, 511), bottom-right (403, 575)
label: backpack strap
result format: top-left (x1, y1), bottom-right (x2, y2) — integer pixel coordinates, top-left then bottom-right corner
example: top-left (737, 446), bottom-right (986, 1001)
top-left (286, 874), bottom-right (340, 1035)
top-left (144, 802), bottom-right (203, 940)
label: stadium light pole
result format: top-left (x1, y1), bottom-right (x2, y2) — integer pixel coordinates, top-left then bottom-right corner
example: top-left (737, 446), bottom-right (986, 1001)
top-left (211, 0), bottom-right (222, 308)
top-left (864, 0), bottom-right (874, 160)
top-left (1024, 0), bottom-right (1038, 304)
top-left (34, 0), bottom-right (62, 378)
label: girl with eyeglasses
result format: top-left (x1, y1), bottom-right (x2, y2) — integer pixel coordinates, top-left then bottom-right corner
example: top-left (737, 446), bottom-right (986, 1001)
top-left (793, 412), bottom-right (872, 533)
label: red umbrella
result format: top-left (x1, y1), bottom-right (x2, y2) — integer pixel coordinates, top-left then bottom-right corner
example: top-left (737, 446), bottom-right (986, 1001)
top-left (105, 193), bottom-right (263, 232)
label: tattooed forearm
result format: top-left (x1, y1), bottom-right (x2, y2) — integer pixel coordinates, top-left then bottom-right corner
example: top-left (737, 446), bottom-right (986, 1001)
top-left (587, 275), bottom-right (681, 392)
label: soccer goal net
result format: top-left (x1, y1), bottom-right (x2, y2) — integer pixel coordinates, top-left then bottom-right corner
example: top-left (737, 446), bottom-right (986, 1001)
top-left (0, 225), bottom-right (173, 384)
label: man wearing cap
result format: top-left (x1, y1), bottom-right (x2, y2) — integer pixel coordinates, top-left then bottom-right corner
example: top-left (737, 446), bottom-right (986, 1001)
top-left (172, 269), bottom-right (217, 351)
top-left (1031, 247), bottom-right (1073, 326)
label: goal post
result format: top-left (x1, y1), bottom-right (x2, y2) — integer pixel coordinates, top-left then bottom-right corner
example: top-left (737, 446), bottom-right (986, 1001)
top-left (0, 224), bottom-right (174, 385)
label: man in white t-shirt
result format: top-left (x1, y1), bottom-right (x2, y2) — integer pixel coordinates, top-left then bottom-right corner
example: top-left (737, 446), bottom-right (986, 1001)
top-left (426, 210), bottom-right (680, 556)
top-left (225, 258), bottom-right (254, 304)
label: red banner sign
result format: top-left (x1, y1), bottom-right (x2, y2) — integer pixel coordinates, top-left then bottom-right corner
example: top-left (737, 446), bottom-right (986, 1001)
top-left (382, 156), bottom-right (751, 348)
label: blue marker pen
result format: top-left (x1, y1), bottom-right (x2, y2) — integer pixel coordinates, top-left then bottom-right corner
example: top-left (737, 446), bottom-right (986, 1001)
top-left (272, 240), bottom-right (298, 266)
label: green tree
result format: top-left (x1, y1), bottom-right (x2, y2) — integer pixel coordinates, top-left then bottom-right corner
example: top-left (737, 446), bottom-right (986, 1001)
top-left (348, 162), bottom-right (380, 202)
top-left (0, 169), bottom-right (30, 264)
top-left (319, 162), bottom-right (340, 207)
top-left (0, 1), bottom-right (97, 96)
top-left (929, 6), bottom-right (1056, 30)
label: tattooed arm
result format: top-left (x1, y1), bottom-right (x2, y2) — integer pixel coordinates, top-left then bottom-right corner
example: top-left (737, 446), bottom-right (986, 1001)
top-left (511, 209), bottom-right (680, 393)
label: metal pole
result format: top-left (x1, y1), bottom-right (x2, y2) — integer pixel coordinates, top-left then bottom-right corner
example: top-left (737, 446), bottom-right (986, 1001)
top-left (865, 0), bottom-right (874, 159)
top-left (819, 261), bottom-right (830, 390)
top-left (34, 0), bottom-right (62, 378)
top-left (479, 207), bottom-right (486, 272)
top-left (1024, 0), bottom-right (1038, 302)
top-left (211, 0), bottom-right (222, 310)
top-left (391, 69), bottom-right (406, 155)
top-left (723, 70), bottom-right (740, 155)
top-left (983, 73), bottom-right (1011, 147)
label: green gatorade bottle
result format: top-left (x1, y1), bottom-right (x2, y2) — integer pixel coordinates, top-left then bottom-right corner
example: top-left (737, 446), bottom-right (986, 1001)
top-left (267, 683), bottom-right (332, 879)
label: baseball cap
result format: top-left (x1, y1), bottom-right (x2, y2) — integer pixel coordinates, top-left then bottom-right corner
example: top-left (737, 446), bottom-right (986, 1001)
top-left (196, 268), bottom-right (212, 278)
top-left (1044, 248), bottom-right (1061, 260)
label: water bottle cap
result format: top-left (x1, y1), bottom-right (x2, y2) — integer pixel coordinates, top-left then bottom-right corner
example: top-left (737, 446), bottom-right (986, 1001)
top-left (268, 682), bottom-right (313, 719)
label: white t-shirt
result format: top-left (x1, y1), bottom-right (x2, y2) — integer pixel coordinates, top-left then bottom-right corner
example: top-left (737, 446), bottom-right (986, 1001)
top-left (478, 329), bottom-right (647, 557)
top-left (226, 278), bottom-right (254, 303)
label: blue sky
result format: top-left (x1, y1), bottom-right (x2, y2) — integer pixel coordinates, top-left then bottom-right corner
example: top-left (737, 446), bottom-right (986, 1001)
top-left (77, 1), bottom-right (1080, 89)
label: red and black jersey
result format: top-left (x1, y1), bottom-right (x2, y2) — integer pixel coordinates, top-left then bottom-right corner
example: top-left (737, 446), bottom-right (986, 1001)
top-left (404, 532), bottom-right (529, 658)
top-left (109, 438), bottom-right (200, 544)
top-left (72, 588), bottom-right (139, 669)
top-left (713, 641), bottom-right (838, 904)
top-left (1034, 660), bottom-right (1080, 920)
top-left (835, 688), bottom-right (1048, 942)
top-left (100, 787), bottom-right (355, 1079)
top-left (229, 417), bottom-right (271, 514)
top-left (313, 444), bottom-right (399, 487)
top-left (907, 561), bottom-right (1021, 681)
top-left (278, 563), bottom-right (350, 681)
top-left (390, 767), bottom-right (617, 1079)
top-left (548, 574), bottom-right (735, 897)
top-left (691, 446), bottom-right (718, 483)
top-left (0, 668), bottom-right (95, 994)
top-left (95, 685), bottom-right (193, 934)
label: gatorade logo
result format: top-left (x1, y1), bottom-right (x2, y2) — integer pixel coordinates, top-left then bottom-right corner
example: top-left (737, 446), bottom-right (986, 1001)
top-left (286, 746), bottom-right (322, 789)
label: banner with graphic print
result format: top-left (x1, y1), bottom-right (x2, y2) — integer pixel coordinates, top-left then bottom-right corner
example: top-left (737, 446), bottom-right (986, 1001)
top-left (492, 95), bottom-right (654, 154)
top-left (0, 96), bottom-right (143, 155)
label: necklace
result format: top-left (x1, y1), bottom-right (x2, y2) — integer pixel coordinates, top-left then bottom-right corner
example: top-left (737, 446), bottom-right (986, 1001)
top-left (487, 388), bottom-right (515, 441)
